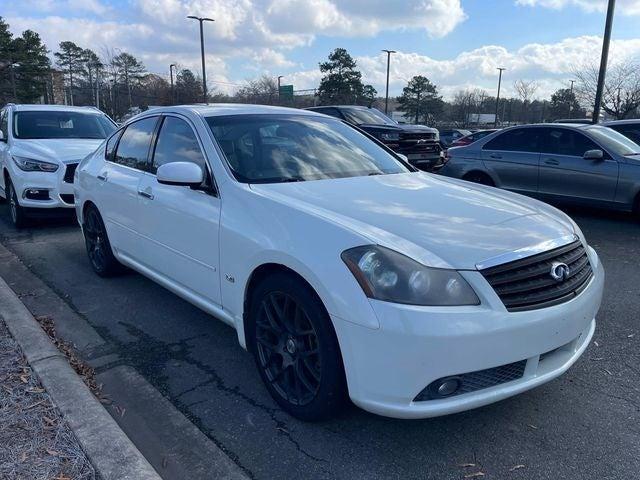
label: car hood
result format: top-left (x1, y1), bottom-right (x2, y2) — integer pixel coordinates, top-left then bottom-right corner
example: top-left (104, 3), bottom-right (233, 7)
top-left (12, 138), bottom-right (104, 164)
top-left (250, 173), bottom-right (575, 270)
top-left (396, 124), bottom-right (439, 134)
top-left (358, 124), bottom-right (439, 135)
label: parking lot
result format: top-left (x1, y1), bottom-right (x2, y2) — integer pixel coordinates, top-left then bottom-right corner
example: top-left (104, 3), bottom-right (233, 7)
top-left (0, 202), bottom-right (638, 480)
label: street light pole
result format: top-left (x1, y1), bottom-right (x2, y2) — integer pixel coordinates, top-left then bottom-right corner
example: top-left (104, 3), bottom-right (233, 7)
top-left (277, 75), bottom-right (283, 104)
top-left (187, 15), bottom-right (214, 103)
top-left (169, 64), bottom-right (176, 105)
top-left (382, 50), bottom-right (396, 114)
top-left (569, 79), bottom-right (575, 116)
top-left (592, 0), bottom-right (616, 123)
top-left (494, 67), bottom-right (505, 127)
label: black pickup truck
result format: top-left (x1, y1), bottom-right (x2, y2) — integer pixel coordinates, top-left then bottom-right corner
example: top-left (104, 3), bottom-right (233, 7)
top-left (306, 105), bottom-right (443, 171)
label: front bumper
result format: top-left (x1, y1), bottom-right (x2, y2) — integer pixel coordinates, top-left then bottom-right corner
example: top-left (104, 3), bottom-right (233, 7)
top-left (333, 248), bottom-right (604, 419)
top-left (10, 164), bottom-right (76, 209)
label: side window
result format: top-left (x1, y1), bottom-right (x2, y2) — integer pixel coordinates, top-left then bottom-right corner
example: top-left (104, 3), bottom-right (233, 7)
top-left (612, 124), bottom-right (640, 145)
top-left (104, 129), bottom-right (123, 161)
top-left (151, 117), bottom-right (207, 174)
top-left (113, 117), bottom-right (158, 171)
top-left (541, 129), bottom-right (600, 157)
top-left (483, 128), bottom-right (539, 152)
top-left (0, 109), bottom-right (8, 140)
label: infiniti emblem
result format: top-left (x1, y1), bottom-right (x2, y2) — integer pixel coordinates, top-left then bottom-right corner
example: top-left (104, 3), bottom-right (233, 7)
top-left (550, 262), bottom-right (570, 282)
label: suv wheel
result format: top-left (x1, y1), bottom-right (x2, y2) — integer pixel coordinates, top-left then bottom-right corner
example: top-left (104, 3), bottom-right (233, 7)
top-left (7, 179), bottom-right (28, 228)
top-left (83, 206), bottom-right (123, 277)
top-left (247, 272), bottom-right (348, 421)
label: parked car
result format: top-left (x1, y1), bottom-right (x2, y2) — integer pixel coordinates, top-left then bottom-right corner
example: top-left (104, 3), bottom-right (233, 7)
top-left (602, 119), bottom-right (640, 145)
top-left (554, 118), bottom-right (593, 124)
top-left (439, 123), bottom-right (640, 215)
top-left (75, 105), bottom-right (603, 421)
top-left (439, 128), bottom-right (472, 148)
top-left (0, 104), bottom-right (117, 227)
top-left (306, 105), bottom-right (443, 171)
top-left (450, 129), bottom-right (499, 148)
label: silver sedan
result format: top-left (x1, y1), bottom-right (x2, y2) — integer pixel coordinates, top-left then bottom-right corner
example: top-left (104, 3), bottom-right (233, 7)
top-left (438, 123), bottom-right (640, 216)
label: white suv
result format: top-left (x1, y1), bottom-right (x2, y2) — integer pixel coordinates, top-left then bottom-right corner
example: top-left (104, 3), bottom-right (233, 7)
top-left (75, 105), bottom-right (604, 421)
top-left (0, 104), bottom-right (116, 227)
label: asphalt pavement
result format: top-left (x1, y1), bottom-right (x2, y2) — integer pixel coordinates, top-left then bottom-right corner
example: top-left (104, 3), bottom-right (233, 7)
top-left (0, 202), bottom-right (638, 480)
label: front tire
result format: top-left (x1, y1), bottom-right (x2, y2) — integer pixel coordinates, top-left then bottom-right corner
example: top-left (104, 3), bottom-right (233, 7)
top-left (83, 205), bottom-right (123, 277)
top-left (7, 179), bottom-right (28, 228)
top-left (247, 272), bottom-right (348, 421)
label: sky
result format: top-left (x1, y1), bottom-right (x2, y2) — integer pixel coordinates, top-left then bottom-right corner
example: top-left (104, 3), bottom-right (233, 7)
top-left (3, 0), bottom-right (640, 100)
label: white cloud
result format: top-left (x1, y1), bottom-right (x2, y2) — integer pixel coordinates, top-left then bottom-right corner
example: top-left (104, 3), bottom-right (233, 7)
top-left (516, 0), bottom-right (640, 15)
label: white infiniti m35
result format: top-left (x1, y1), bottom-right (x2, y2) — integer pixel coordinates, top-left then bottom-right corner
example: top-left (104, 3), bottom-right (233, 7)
top-left (74, 104), bottom-right (604, 420)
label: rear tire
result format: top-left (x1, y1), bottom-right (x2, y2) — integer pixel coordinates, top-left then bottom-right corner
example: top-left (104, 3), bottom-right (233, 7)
top-left (82, 205), bottom-right (123, 277)
top-left (463, 171), bottom-right (495, 187)
top-left (247, 272), bottom-right (348, 421)
top-left (7, 179), bottom-right (28, 228)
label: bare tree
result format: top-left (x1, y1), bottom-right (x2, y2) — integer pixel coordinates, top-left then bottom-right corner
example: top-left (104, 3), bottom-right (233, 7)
top-left (513, 80), bottom-right (539, 123)
top-left (574, 61), bottom-right (640, 120)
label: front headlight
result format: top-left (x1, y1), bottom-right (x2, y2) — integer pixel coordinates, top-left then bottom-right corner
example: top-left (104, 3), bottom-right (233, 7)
top-left (379, 132), bottom-right (400, 142)
top-left (12, 156), bottom-right (59, 172)
top-left (341, 245), bottom-right (479, 306)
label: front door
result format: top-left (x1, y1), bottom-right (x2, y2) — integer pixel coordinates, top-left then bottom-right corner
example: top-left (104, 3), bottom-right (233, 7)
top-left (136, 115), bottom-right (222, 305)
top-left (537, 127), bottom-right (619, 204)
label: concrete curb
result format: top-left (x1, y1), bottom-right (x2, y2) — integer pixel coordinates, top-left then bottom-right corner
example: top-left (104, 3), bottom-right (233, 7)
top-left (0, 275), bottom-right (162, 480)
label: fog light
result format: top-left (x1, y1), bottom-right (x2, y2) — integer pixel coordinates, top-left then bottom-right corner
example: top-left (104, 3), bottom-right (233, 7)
top-left (23, 189), bottom-right (50, 201)
top-left (437, 377), bottom-right (460, 397)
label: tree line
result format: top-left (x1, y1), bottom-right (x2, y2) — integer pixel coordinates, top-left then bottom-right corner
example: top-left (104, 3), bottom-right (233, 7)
top-left (1, 15), bottom-right (638, 124)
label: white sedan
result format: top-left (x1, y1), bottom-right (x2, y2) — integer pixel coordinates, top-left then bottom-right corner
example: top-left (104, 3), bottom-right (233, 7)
top-left (74, 105), bottom-right (604, 421)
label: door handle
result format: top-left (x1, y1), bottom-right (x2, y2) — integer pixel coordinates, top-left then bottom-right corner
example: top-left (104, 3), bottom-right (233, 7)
top-left (97, 173), bottom-right (108, 181)
top-left (544, 158), bottom-right (560, 166)
top-left (138, 190), bottom-right (154, 200)
top-left (490, 153), bottom-right (502, 159)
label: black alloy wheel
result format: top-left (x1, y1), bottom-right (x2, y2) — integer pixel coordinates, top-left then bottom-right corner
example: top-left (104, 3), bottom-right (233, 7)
top-left (248, 272), bottom-right (347, 421)
top-left (255, 291), bottom-right (322, 406)
top-left (83, 206), bottom-right (121, 277)
top-left (7, 179), bottom-right (27, 228)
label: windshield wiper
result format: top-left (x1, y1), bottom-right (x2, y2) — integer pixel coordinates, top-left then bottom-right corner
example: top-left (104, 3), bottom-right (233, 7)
top-left (251, 176), bottom-right (306, 184)
top-left (368, 171), bottom-right (385, 176)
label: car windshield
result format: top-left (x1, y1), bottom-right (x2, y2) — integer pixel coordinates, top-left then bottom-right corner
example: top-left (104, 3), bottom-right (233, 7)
top-left (585, 126), bottom-right (640, 156)
top-left (206, 114), bottom-right (410, 183)
top-left (14, 111), bottom-right (116, 139)
top-left (340, 108), bottom-right (397, 126)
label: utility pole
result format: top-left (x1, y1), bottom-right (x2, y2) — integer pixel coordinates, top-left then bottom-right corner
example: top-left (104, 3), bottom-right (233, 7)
top-left (95, 67), bottom-right (100, 110)
top-left (382, 50), bottom-right (396, 114)
top-left (277, 75), bottom-right (283, 104)
top-left (187, 15), bottom-right (214, 103)
top-left (593, 0), bottom-right (616, 123)
top-left (494, 68), bottom-right (505, 127)
top-left (9, 62), bottom-right (18, 101)
top-left (569, 79), bottom-right (575, 116)
top-left (169, 64), bottom-right (176, 105)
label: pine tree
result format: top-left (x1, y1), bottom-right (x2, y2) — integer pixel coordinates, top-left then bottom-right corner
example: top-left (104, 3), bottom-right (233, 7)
top-left (55, 41), bottom-right (86, 105)
top-left (318, 48), bottom-right (365, 105)
top-left (397, 76), bottom-right (443, 124)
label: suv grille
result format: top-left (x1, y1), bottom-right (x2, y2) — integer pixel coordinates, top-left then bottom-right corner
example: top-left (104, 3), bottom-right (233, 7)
top-left (480, 240), bottom-right (593, 312)
top-left (63, 163), bottom-right (78, 183)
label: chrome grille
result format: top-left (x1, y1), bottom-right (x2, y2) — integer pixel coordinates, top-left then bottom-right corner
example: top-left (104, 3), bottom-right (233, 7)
top-left (480, 240), bottom-right (593, 312)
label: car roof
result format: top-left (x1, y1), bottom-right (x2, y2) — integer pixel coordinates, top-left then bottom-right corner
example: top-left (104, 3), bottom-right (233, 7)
top-left (602, 119), bottom-right (640, 126)
top-left (10, 104), bottom-right (105, 114)
top-left (141, 103), bottom-right (324, 118)
top-left (307, 105), bottom-right (373, 110)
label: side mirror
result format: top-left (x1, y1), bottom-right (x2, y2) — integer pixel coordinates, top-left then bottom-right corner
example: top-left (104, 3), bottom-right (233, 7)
top-left (0, 130), bottom-right (5, 142)
top-left (397, 153), bottom-right (409, 163)
top-left (157, 162), bottom-right (204, 187)
top-left (584, 149), bottom-right (604, 160)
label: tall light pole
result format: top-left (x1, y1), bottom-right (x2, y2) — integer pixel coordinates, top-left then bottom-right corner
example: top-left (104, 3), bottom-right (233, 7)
top-left (277, 75), bottom-right (283, 104)
top-left (569, 79), bottom-right (575, 116)
top-left (494, 67), bottom-right (505, 127)
top-left (169, 64), bottom-right (177, 104)
top-left (382, 50), bottom-right (396, 114)
top-left (592, 0), bottom-right (616, 123)
top-left (187, 15), bottom-right (214, 103)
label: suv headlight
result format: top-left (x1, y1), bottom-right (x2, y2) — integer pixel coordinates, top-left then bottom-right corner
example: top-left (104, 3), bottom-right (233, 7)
top-left (379, 132), bottom-right (400, 142)
top-left (341, 245), bottom-right (479, 306)
top-left (12, 156), bottom-right (59, 172)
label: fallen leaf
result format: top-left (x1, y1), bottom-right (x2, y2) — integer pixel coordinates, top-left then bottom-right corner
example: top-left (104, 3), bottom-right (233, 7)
top-left (528, 424), bottom-right (538, 430)
top-left (46, 449), bottom-right (60, 456)
top-left (510, 465), bottom-right (525, 471)
top-left (43, 416), bottom-right (57, 426)
top-left (628, 334), bottom-right (635, 338)
top-left (459, 463), bottom-right (476, 468)
top-left (20, 452), bottom-right (28, 462)
top-left (464, 472), bottom-right (485, 478)
top-left (19, 375), bottom-right (29, 384)
top-left (604, 369), bottom-right (613, 376)
top-left (594, 341), bottom-right (599, 347)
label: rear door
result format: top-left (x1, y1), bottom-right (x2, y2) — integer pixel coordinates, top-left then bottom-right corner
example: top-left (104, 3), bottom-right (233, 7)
top-left (96, 116), bottom-right (158, 259)
top-left (136, 115), bottom-right (222, 305)
top-left (537, 127), bottom-right (618, 204)
top-left (481, 127), bottom-right (541, 195)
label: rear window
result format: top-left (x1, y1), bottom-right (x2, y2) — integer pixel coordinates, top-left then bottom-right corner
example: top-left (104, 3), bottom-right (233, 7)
top-left (13, 111), bottom-right (116, 139)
